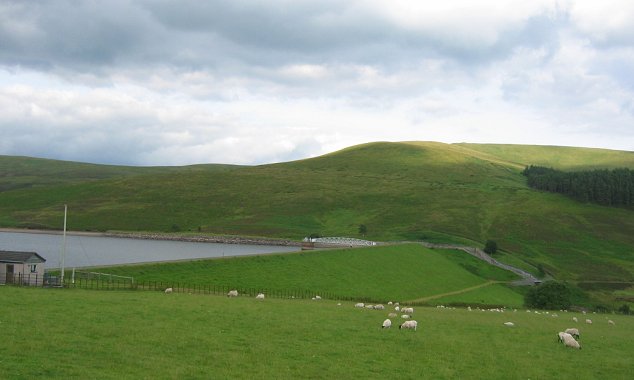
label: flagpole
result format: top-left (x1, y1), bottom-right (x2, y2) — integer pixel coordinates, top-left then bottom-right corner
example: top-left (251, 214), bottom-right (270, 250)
top-left (60, 204), bottom-right (67, 286)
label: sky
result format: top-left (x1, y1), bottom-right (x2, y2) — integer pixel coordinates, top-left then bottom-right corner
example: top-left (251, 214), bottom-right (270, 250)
top-left (1, 0), bottom-right (634, 166)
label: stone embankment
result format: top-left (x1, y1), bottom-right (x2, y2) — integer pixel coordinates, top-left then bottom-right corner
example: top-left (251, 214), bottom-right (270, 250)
top-left (419, 242), bottom-right (540, 285)
top-left (103, 232), bottom-right (302, 247)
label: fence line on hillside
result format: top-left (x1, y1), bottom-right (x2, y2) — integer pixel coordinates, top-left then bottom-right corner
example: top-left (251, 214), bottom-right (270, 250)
top-left (0, 272), bottom-right (387, 304)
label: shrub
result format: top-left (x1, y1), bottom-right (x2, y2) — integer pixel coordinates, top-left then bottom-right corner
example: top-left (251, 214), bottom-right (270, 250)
top-left (524, 281), bottom-right (571, 310)
top-left (484, 240), bottom-right (497, 254)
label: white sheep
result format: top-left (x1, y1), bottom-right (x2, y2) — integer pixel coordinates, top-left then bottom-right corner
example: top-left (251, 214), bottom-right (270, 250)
top-left (399, 320), bottom-right (418, 331)
top-left (394, 306), bottom-right (400, 312)
top-left (255, 293), bottom-right (265, 299)
top-left (164, 287), bottom-right (173, 294)
top-left (585, 319), bottom-right (592, 324)
top-left (573, 317), bottom-right (578, 322)
top-left (562, 333), bottom-right (581, 349)
top-left (564, 328), bottom-right (580, 339)
top-left (354, 303), bottom-right (365, 308)
top-left (227, 289), bottom-right (238, 297)
top-left (608, 320), bottom-right (615, 325)
top-left (401, 314), bottom-right (411, 319)
top-left (314, 295), bottom-right (322, 300)
top-left (365, 304), bottom-right (375, 309)
top-left (382, 319), bottom-right (392, 329)
top-left (388, 312), bottom-right (398, 318)
top-left (503, 322), bottom-right (515, 327)
top-left (387, 301), bottom-right (393, 305)
top-left (557, 332), bottom-right (570, 343)
top-left (402, 307), bottom-right (414, 314)
top-left (374, 304), bottom-right (385, 310)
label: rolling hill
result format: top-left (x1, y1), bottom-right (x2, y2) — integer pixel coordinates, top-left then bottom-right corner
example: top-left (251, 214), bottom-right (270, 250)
top-left (1, 142), bottom-right (634, 302)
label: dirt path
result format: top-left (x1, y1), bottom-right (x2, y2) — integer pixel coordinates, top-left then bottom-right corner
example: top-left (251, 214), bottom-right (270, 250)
top-left (418, 242), bottom-right (540, 285)
top-left (406, 280), bottom-right (501, 303)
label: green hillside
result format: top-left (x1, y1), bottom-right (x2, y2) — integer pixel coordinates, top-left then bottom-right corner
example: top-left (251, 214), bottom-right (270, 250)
top-left (98, 244), bottom-right (523, 306)
top-left (1, 142), bottom-right (634, 299)
top-left (457, 143), bottom-right (634, 170)
top-left (0, 154), bottom-right (239, 192)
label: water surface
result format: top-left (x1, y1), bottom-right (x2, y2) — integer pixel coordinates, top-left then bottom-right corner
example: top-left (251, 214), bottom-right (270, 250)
top-left (0, 231), bottom-right (299, 268)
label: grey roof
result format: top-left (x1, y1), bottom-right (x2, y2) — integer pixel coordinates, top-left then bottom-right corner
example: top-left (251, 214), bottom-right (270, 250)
top-left (0, 250), bottom-right (46, 263)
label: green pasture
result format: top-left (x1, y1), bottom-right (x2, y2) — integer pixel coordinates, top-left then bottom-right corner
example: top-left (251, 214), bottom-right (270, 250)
top-left (96, 244), bottom-right (521, 304)
top-left (2, 286), bottom-right (632, 379)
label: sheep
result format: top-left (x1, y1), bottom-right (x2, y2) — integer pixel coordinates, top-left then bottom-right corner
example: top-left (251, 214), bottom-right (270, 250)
top-left (394, 306), bottom-right (400, 312)
top-left (365, 304), bottom-right (375, 309)
top-left (608, 320), bottom-right (615, 325)
top-left (382, 319), bottom-right (392, 329)
top-left (564, 328), bottom-right (580, 339)
top-left (164, 287), bottom-right (173, 294)
top-left (387, 301), bottom-right (393, 305)
top-left (388, 312), bottom-right (398, 318)
top-left (227, 290), bottom-right (239, 297)
top-left (585, 319), bottom-right (592, 324)
top-left (401, 307), bottom-right (414, 314)
top-left (374, 304), bottom-right (385, 310)
top-left (314, 295), bottom-right (322, 300)
top-left (564, 337), bottom-right (581, 349)
top-left (399, 320), bottom-right (418, 331)
top-left (562, 334), bottom-right (581, 349)
top-left (256, 293), bottom-right (265, 299)
top-left (557, 332), bottom-right (570, 343)
top-left (354, 303), bottom-right (365, 308)
top-left (573, 317), bottom-right (578, 323)
top-left (503, 322), bottom-right (515, 327)
top-left (401, 314), bottom-right (411, 319)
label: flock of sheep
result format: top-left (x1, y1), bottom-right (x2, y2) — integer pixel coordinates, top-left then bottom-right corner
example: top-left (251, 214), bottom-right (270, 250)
top-left (165, 287), bottom-right (620, 348)
top-left (355, 301), bottom-right (418, 330)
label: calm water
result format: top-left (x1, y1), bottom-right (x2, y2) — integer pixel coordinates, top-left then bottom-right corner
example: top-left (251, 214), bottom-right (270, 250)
top-left (0, 231), bottom-right (299, 268)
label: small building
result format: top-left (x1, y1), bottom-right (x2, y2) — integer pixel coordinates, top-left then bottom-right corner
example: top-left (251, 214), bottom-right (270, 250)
top-left (0, 250), bottom-right (46, 286)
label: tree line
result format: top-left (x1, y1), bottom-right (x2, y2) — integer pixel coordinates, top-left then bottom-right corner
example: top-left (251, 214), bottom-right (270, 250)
top-left (522, 165), bottom-right (634, 207)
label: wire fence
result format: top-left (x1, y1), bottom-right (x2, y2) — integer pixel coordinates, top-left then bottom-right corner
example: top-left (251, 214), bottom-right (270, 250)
top-left (0, 272), bottom-right (386, 304)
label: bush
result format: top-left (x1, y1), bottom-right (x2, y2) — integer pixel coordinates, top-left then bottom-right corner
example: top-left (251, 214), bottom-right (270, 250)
top-left (524, 281), bottom-right (571, 310)
top-left (618, 304), bottom-right (631, 315)
top-left (483, 240), bottom-right (497, 254)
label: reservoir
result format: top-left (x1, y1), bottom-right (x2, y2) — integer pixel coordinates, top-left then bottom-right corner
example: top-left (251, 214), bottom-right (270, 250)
top-left (0, 231), bottom-right (300, 268)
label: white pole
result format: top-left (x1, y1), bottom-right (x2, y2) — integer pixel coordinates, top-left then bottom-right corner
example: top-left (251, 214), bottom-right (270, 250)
top-left (60, 204), bottom-right (67, 286)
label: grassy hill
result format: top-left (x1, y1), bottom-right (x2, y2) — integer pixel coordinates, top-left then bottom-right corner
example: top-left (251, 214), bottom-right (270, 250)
top-left (97, 244), bottom-right (523, 306)
top-left (3, 286), bottom-right (633, 379)
top-left (1, 142), bottom-right (634, 300)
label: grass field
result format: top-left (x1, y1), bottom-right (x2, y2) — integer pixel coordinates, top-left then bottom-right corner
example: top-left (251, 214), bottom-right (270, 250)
top-left (94, 244), bottom-right (523, 305)
top-left (2, 286), bottom-right (632, 379)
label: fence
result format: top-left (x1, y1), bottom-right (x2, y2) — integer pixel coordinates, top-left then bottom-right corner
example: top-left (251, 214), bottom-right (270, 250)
top-left (0, 271), bottom-right (386, 304)
top-left (0, 272), bottom-right (44, 286)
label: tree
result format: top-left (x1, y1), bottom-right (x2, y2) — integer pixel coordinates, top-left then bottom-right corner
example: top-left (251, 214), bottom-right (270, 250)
top-left (483, 240), bottom-right (497, 254)
top-left (524, 281), bottom-right (572, 310)
top-left (358, 224), bottom-right (367, 237)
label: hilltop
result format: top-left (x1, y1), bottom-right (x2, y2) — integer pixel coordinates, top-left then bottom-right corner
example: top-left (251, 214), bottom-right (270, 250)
top-left (1, 142), bottom-right (634, 306)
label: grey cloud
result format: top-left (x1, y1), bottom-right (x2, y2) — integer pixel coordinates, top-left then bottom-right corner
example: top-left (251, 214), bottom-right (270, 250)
top-left (0, 0), bottom-right (565, 77)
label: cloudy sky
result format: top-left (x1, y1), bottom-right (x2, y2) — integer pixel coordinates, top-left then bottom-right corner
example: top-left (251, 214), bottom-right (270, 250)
top-left (1, 0), bottom-right (633, 166)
